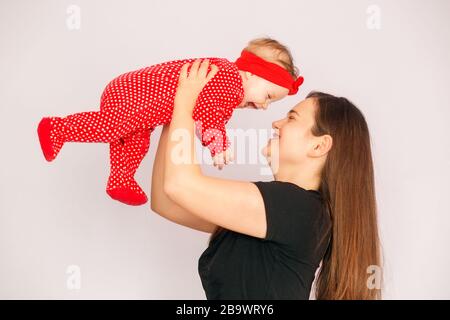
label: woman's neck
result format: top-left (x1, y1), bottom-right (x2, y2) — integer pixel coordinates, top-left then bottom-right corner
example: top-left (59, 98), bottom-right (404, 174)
top-left (274, 164), bottom-right (321, 191)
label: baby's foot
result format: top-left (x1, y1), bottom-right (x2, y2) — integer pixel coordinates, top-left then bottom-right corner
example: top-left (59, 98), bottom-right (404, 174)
top-left (37, 117), bottom-right (65, 162)
top-left (106, 179), bottom-right (148, 206)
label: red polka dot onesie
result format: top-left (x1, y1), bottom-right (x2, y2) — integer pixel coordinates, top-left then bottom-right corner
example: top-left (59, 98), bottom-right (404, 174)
top-left (37, 58), bottom-right (244, 206)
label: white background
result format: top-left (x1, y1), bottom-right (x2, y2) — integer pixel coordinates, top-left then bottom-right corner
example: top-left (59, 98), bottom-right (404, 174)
top-left (1, 0), bottom-right (449, 299)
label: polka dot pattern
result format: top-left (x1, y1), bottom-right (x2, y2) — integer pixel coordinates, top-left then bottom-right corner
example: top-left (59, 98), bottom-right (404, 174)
top-left (40, 58), bottom-right (244, 205)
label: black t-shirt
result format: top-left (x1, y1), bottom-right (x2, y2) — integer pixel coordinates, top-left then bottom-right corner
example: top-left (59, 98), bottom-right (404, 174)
top-left (198, 180), bottom-right (332, 300)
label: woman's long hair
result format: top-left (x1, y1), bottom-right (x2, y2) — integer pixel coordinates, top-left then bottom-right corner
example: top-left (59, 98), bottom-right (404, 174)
top-left (307, 91), bottom-right (382, 300)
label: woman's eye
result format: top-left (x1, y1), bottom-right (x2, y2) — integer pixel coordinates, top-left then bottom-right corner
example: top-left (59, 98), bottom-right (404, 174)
top-left (288, 116), bottom-right (295, 120)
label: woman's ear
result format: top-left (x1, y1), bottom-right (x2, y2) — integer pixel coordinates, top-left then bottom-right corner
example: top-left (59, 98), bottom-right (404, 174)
top-left (245, 71), bottom-right (253, 79)
top-left (311, 135), bottom-right (332, 158)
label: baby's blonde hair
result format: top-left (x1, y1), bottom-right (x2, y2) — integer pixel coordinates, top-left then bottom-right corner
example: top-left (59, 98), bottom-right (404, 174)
top-left (243, 37), bottom-right (299, 79)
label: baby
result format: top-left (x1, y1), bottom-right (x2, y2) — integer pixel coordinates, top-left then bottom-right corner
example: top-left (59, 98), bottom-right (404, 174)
top-left (37, 38), bottom-right (304, 206)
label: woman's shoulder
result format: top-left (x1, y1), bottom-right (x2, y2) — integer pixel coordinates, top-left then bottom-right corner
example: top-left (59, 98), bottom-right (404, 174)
top-left (252, 180), bottom-right (331, 246)
top-left (253, 180), bottom-right (323, 204)
top-left (253, 180), bottom-right (328, 225)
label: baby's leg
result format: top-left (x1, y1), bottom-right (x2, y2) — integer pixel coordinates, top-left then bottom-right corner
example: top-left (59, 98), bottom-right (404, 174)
top-left (37, 102), bottom-right (147, 162)
top-left (106, 127), bottom-right (154, 206)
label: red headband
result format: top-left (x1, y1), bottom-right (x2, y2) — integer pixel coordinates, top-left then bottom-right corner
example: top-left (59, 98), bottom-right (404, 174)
top-left (235, 50), bottom-right (304, 95)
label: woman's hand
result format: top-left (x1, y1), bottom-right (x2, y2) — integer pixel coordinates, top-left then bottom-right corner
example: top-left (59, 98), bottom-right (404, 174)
top-left (174, 59), bottom-right (219, 113)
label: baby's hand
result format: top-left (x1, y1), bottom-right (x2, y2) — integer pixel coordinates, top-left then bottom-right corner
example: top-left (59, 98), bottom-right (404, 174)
top-left (212, 149), bottom-right (234, 170)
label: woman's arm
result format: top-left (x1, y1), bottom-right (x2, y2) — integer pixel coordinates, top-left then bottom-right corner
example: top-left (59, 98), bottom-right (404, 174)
top-left (150, 124), bottom-right (218, 234)
top-left (164, 59), bottom-right (267, 239)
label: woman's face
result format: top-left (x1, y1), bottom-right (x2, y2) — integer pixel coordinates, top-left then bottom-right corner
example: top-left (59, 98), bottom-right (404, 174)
top-left (262, 98), bottom-right (320, 169)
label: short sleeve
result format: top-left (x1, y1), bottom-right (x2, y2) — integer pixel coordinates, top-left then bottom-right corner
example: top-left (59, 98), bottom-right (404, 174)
top-left (253, 181), bottom-right (330, 250)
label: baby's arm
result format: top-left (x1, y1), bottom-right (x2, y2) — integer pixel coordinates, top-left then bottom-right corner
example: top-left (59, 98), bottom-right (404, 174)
top-left (195, 116), bottom-right (233, 170)
top-left (190, 61), bottom-right (242, 169)
top-left (192, 88), bottom-right (232, 164)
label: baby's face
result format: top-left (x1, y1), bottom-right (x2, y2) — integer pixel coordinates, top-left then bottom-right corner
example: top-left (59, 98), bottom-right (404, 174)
top-left (238, 72), bottom-right (290, 110)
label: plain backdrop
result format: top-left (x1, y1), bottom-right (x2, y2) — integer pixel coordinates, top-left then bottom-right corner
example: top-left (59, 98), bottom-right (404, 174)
top-left (1, 0), bottom-right (449, 299)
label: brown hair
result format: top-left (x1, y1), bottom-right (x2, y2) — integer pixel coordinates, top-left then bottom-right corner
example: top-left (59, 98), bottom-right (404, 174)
top-left (307, 91), bottom-right (382, 300)
top-left (243, 37), bottom-right (299, 79)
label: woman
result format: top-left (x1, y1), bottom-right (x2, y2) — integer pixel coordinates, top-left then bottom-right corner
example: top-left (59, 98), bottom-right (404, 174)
top-left (150, 59), bottom-right (382, 299)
